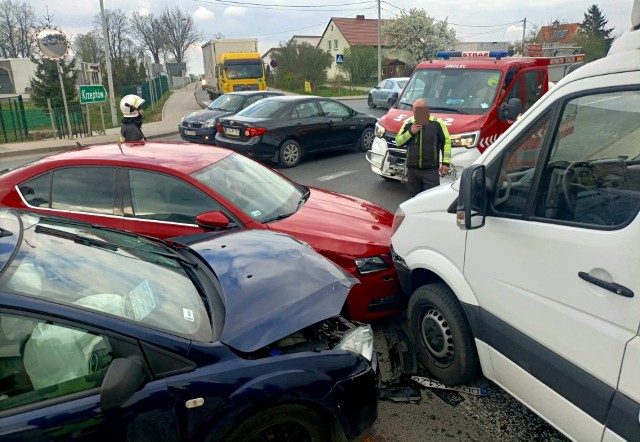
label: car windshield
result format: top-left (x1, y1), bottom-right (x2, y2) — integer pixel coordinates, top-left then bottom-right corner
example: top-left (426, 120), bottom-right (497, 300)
top-left (397, 69), bottom-right (503, 115)
top-left (224, 62), bottom-right (263, 80)
top-left (207, 94), bottom-right (245, 112)
top-left (0, 212), bottom-right (214, 342)
top-left (191, 153), bottom-right (306, 223)
top-left (236, 99), bottom-right (286, 118)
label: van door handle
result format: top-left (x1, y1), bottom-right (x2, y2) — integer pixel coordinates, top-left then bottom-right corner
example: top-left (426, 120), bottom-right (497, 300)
top-left (578, 272), bottom-right (634, 298)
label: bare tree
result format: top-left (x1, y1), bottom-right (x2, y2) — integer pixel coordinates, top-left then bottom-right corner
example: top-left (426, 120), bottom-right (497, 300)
top-left (160, 6), bottom-right (201, 63)
top-left (73, 31), bottom-right (102, 63)
top-left (14, 1), bottom-right (35, 57)
top-left (94, 8), bottom-right (132, 61)
top-left (130, 11), bottom-right (165, 63)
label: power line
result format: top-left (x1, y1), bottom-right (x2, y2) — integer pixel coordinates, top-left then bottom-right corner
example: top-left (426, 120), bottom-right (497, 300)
top-left (194, 0), bottom-right (374, 11)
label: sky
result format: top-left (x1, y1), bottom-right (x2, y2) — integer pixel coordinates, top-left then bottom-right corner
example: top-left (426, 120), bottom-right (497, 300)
top-left (32, 0), bottom-right (635, 75)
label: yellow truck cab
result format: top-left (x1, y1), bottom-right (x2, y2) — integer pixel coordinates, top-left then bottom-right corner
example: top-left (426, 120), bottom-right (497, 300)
top-left (217, 52), bottom-right (266, 95)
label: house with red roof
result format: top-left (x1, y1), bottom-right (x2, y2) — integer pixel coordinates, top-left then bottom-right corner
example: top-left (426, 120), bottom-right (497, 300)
top-left (536, 21), bottom-right (581, 45)
top-left (317, 15), bottom-right (404, 80)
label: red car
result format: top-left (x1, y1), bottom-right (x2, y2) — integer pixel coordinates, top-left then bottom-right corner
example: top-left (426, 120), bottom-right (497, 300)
top-left (0, 142), bottom-right (403, 322)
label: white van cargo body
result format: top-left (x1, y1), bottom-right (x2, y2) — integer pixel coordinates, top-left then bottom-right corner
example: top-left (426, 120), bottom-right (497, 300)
top-left (391, 2), bottom-right (640, 440)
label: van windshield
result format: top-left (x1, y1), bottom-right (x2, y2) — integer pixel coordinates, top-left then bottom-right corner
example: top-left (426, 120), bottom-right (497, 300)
top-left (397, 69), bottom-right (503, 115)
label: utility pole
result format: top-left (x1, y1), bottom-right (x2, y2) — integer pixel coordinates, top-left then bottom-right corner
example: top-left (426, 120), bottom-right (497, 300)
top-left (521, 17), bottom-right (527, 55)
top-left (100, 0), bottom-right (118, 128)
top-left (377, 0), bottom-right (382, 82)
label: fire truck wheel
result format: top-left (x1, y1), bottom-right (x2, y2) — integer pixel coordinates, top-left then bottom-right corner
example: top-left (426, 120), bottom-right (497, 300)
top-left (367, 95), bottom-right (376, 108)
top-left (408, 283), bottom-right (480, 385)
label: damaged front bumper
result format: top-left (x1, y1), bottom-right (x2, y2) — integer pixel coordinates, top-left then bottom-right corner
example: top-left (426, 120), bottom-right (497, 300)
top-left (365, 137), bottom-right (407, 182)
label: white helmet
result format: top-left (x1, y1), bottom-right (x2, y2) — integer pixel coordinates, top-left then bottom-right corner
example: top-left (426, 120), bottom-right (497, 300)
top-left (120, 94), bottom-right (145, 117)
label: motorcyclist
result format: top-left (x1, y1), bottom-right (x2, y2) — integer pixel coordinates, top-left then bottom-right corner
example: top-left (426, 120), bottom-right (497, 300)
top-left (119, 94), bottom-right (146, 142)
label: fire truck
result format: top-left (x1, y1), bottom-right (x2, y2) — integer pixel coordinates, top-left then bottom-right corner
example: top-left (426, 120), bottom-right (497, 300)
top-left (366, 49), bottom-right (585, 184)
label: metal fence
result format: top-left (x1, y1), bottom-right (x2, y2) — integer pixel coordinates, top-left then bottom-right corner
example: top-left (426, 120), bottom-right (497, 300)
top-left (121, 75), bottom-right (169, 108)
top-left (51, 105), bottom-right (89, 139)
top-left (0, 96), bottom-right (28, 142)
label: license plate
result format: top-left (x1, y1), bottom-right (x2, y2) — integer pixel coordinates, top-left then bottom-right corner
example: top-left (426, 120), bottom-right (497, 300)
top-left (225, 128), bottom-right (240, 137)
top-left (184, 130), bottom-right (196, 136)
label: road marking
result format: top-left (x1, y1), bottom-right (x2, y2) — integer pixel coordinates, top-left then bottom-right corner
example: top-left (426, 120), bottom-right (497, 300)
top-left (317, 170), bottom-right (357, 182)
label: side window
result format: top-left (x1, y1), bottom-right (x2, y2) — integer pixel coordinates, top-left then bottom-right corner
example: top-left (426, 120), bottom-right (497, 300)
top-left (523, 69), bottom-right (546, 110)
top-left (492, 110), bottom-right (553, 216)
top-left (319, 100), bottom-right (351, 118)
top-left (533, 90), bottom-right (640, 227)
top-left (327, 40), bottom-right (331, 51)
top-left (244, 95), bottom-right (263, 108)
top-left (51, 167), bottom-right (116, 215)
top-left (291, 101), bottom-right (322, 119)
top-left (377, 80), bottom-right (387, 89)
top-left (129, 170), bottom-right (222, 224)
top-left (0, 312), bottom-right (112, 412)
top-left (18, 173), bottom-right (51, 208)
top-left (334, 39), bottom-right (338, 51)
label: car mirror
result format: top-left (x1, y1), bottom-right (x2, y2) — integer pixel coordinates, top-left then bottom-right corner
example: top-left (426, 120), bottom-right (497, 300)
top-left (499, 98), bottom-right (522, 122)
top-left (196, 211), bottom-right (231, 229)
top-left (389, 92), bottom-right (399, 108)
top-left (457, 164), bottom-right (486, 230)
top-left (100, 357), bottom-right (146, 410)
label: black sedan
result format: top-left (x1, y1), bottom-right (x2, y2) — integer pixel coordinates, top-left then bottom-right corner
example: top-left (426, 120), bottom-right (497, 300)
top-left (214, 95), bottom-right (377, 167)
top-left (179, 91), bottom-right (283, 144)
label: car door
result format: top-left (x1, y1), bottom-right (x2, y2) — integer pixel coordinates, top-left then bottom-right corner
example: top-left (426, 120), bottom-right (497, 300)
top-left (372, 80), bottom-right (388, 106)
top-left (289, 100), bottom-right (328, 153)
top-left (464, 77), bottom-right (640, 441)
top-left (123, 168), bottom-right (238, 239)
top-left (0, 309), bottom-right (180, 442)
top-left (381, 80), bottom-right (395, 104)
top-left (17, 166), bottom-right (124, 231)
top-left (318, 99), bottom-right (360, 149)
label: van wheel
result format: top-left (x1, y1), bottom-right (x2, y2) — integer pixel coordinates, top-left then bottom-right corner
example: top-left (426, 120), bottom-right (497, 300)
top-left (359, 127), bottom-right (375, 152)
top-left (408, 283), bottom-right (479, 385)
top-left (224, 404), bottom-right (327, 442)
top-left (367, 95), bottom-right (376, 108)
top-left (278, 140), bottom-right (302, 168)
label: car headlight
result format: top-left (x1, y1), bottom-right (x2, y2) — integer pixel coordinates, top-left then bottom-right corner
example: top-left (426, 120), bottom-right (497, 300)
top-left (203, 118), bottom-right (217, 128)
top-left (450, 131), bottom-right (480, 149)
top-left (375, 122), bottom-right (385, 138)
top-left (336, 325), bottom-right (374, 361)
top-left (354, 255), bottom-right (390, 275)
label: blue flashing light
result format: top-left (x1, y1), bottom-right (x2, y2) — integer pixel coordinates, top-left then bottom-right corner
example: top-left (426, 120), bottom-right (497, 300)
top-left (489, 51), bottom-right (510, 58)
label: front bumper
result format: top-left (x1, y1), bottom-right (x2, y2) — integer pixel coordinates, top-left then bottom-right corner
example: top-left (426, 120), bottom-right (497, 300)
top-left (365, 137), bottom-right (406, 181)
top-left (178, 125), bottom-right (217, 144)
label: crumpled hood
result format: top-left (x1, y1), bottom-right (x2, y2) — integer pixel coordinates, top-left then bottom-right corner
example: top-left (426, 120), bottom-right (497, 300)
top-left (269, 187), bottom-right (394, 253)
top-left (188, 229), bottom-right (356, 352)
top-left (183, 108), bottom-right (234, 123)
top-left (379, 108), bottom-right (489, 135)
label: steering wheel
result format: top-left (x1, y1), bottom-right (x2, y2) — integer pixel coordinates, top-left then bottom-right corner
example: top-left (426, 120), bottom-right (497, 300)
top-left (561, 161), bottom-right (594, 212)
top-left (493, 171), bottom-right (512, 206)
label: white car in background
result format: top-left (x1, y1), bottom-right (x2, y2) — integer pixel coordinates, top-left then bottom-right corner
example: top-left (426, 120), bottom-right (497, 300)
top-left (368, 77), bottom-right (409, 109)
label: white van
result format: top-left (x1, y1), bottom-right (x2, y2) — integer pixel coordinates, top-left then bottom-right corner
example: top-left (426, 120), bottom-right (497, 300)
top-left (390, 3), bottom-right (640, 441)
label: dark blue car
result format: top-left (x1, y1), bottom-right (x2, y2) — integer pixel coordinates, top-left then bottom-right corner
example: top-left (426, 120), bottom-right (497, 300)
top-left (179, 91), bottom-right (283, 144)
top-left (0, 209), bottom-right (378, 441)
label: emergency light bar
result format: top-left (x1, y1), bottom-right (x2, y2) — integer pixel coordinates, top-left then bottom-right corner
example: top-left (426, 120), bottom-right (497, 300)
top-left (436, 51), bottom-right (510, 59)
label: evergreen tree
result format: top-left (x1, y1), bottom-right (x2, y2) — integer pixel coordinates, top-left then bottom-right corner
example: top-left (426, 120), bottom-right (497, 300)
top-left (574, 4), bottom-right (615, 61)
top-left (29, 56), bottom-right (78, 108)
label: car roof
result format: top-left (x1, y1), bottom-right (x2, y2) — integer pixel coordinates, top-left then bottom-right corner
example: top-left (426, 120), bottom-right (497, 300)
top-left (29, 141), bottom-right (233, 175)
top-left (224, 91), bottom-right (283, 96)
top-left (260, 95), bottom-right (325, 102)
top-left (386, 77), bottom-right (410, 82)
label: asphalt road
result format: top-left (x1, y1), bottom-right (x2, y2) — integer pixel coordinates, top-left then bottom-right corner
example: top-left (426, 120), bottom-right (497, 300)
top-left (4, 97), bottom-right (566, 442)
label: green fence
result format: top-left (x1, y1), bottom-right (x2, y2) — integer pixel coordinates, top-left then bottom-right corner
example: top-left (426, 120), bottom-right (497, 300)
top-left (121, 76), bottom-right (169, 108)
top-left (0, 96), bottom-right (28, 142)
top-left (51, 105), bottom-right (89, 139)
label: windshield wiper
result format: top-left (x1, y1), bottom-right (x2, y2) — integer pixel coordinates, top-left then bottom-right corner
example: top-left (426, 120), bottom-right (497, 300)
top-left (263, 189), bottom-right (310, 223)
top-left (429, 107), bottom-right (465, 114)
top-left (297, 188), bottom-right (310, 210)
top-left (262, 212), bottom-right (295, 223)
top-left (35, 225), bottom-right (118, 251)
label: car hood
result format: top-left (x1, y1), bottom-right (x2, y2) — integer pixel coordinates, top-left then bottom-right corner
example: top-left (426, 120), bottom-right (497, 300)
top-left (379, 108), bottom-right (489, 135)
top-left (183, 108), bottom-right (235, 123)
top-left (187, 229), bottom-right (356, 352)
top-left (269, 187), bottom-right (394, 251)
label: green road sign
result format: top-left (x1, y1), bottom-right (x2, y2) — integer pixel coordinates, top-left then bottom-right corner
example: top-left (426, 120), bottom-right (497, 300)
top-left (79, 85), bottom-right (107, 104)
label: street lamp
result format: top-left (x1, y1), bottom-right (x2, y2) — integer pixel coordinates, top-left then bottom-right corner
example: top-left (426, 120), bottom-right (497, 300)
top-left (99, 0), bottom-right (118, 127)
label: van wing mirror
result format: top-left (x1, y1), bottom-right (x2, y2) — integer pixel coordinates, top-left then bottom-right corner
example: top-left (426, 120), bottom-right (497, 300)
top-left (389, 92), bottom-right (399, 108)
top-left (457, 164), bottom-right (486, 230)
top-left (499, 98), bottom-right (523, 122)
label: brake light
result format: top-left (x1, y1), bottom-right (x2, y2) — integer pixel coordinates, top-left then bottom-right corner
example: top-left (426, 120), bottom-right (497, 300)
top-left (244, 127), bottom-right (267, 138)
top-left (217, 123), bottom-right (223, 133)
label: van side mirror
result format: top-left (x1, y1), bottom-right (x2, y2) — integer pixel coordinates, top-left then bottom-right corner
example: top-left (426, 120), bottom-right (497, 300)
top-left (196, 211), bottom-right (232, 229)
top-left (457, 164), bottom-right (486, 230)
top-left (389, 92), bottom-right (399, 108)
top-left (499, 98), bottom-right (522, 122)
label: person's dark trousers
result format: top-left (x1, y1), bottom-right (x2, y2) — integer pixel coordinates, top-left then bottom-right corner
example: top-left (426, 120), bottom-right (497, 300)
top-left (407, 167), bottom-right (440, 197)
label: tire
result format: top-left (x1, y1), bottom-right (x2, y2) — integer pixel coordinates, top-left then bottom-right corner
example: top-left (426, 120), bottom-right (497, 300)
top-left (407, 283), bottom-right (479, 385)
top-left (359, 127), bottom-right (375, 152)
top-left (367, 95), bottom-right (376, 108)
top-left (225, 404), bottom-right (328, 442)
top-left (278, 139), bottom-right (302, 168)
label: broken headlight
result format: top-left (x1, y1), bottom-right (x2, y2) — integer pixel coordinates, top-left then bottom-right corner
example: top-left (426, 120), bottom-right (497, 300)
top-left (354, 255), bottom-right (390, 275)
top-left (336, 324), bottom-right (374, 361)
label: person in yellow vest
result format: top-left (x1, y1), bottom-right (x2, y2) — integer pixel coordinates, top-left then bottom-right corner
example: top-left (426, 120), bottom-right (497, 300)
top-left (395, 99), bottom-right (451, 197)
